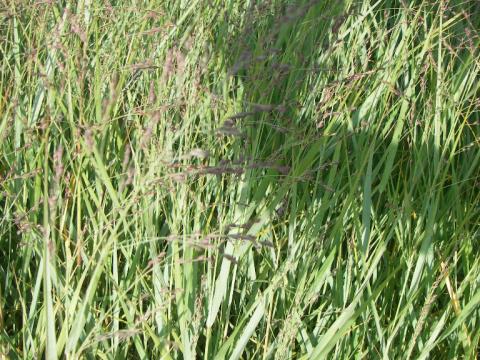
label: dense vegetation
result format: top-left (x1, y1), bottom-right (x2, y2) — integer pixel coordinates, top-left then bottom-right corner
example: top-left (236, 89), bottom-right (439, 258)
top-left (1, 0), bottom-right (479, 358)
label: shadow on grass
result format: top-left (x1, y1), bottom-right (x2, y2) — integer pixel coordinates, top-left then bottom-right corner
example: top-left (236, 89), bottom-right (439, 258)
top-left (199, 0), bottom-right (480, 357)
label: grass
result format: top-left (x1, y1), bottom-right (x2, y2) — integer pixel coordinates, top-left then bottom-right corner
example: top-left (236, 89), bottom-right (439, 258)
top-left (0, 0), bottom-right (479, 358)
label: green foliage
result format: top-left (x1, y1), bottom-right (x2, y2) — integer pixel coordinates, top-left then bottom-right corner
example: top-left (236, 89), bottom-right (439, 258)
top-left (0, 0), bottom-right (479, 358)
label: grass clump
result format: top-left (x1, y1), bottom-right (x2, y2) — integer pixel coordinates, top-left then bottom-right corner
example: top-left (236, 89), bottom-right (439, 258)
top-left (0, 0), bottom-right (479, 359)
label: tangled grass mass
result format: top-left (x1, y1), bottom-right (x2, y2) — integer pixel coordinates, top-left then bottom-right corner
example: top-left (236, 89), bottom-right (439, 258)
top-left (0, 0), bottom-right (479, 358)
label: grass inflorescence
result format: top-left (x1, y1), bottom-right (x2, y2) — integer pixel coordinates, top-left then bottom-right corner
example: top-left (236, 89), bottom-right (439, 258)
top-left (0, 0), bottom-right (479, 359)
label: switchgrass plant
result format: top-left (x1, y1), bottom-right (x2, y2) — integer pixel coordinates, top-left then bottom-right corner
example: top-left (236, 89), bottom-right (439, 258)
top-left (1, 0), bottom-right (479, 358)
